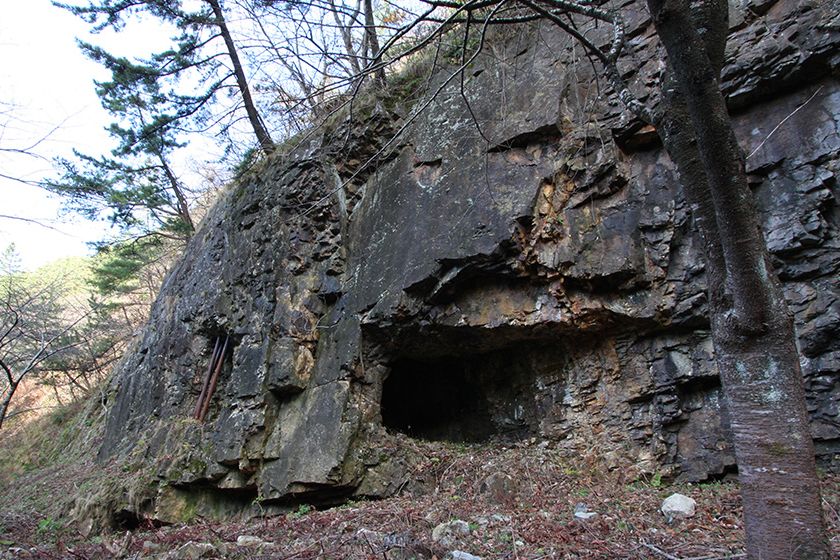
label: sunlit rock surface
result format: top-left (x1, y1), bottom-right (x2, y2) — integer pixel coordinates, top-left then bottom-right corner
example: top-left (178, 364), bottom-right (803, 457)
top-left (95, 0), bottom-right (840, 520)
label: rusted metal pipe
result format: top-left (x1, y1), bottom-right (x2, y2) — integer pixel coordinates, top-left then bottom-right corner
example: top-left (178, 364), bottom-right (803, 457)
top-left (193, 336), bottom-right (222, 419)
top-left (198, 334), bottom-right (230, 422)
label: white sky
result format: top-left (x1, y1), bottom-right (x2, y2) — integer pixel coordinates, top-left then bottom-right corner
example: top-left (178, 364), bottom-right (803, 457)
top-left (0, 0), bottom-right (176, 270)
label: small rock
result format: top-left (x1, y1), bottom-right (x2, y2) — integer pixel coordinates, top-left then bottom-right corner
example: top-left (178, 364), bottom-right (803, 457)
top-left (661, 493), bottom-right (696, 521)
top-left (573, 503), bottom-right (597, 521)
top-left (383, 532), bottom-right (410, 548)
top-left (355, 528), bottom-right (383, 542)
top-left (387, 544), bottom-right (432, 560)
top-left (432, 519), bottom-right (470, 546)
top-left (478, 472), bottom-right (516, 504)
top-left (167, 541), bottom-right (215, 560)
top-left (78, 518), bottom-right (94, 538)
top-left (142, 540), bottom-right (161, 553)
top-left (236, 535), bottom-right (266, 547)
top-left (474, 513), bottom-right (511, 526)
top-left (446, 551), bottom-right (483, 560)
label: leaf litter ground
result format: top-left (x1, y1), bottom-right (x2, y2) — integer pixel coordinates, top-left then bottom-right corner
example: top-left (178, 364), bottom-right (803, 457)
top-left (1, 437), bottom-right (839, 559)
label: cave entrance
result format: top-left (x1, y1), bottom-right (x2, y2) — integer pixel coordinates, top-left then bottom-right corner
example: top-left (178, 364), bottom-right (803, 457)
top-left (380, 350), bottom-right (543, 443)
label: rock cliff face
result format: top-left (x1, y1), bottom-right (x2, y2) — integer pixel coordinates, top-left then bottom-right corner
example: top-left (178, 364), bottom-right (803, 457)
top-left (95, 0), bottom-right (839, 522)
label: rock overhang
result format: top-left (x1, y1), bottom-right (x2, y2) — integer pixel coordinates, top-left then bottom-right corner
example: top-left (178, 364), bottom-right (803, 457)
top-left (91, 0), bottom-right (840, 523)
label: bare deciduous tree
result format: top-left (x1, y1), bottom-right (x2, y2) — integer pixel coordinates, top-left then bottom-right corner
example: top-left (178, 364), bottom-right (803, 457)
top-left (0, 245), bottom-right (143, 431)
top-left (0, 248), bottom-right (86, 430)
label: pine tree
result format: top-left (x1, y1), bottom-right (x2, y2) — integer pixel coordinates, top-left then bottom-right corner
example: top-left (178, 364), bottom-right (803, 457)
top-left (50, 43), bottom-right (196, 239)
top-left (55, 0), bottom-right (273, 151)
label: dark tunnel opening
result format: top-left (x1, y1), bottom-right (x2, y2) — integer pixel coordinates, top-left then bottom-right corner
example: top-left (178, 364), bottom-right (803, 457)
top-left (380, 352), bottom-right (541, 443)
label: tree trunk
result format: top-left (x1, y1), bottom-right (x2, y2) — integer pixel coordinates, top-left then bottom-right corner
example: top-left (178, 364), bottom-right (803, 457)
top-left (330, 0), bottom-right (363, 78)
top-left (647, 0), bottom-right (829, 558)
top-left (363, 0), bottom-right (386, 86)
top-left (0, 375), bottom-right (18, 431)
top-left (205, 0), bottom-right (274, 151)
top-left (157, 151), bottom-right (195, 234)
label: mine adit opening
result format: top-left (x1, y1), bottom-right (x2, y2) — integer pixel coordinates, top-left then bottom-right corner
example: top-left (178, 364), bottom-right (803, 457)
top-left (380, 346), bottom-right (554, 443)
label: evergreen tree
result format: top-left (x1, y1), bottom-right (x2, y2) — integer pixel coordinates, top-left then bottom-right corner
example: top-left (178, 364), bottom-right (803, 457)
top-left (89, 235), bottom-right (168, 301)
top-left (49, 44), bottom-right (196, 240)
top-left (55, 0), bottom-right (273, 151)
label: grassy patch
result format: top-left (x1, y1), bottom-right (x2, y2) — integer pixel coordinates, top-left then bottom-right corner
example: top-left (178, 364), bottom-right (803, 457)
top-left (0, 396), bottom-right (99, 488)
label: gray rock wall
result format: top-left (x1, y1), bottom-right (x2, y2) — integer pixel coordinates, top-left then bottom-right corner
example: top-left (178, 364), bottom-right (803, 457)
top-left (95, 0), bottom-right (840, 519)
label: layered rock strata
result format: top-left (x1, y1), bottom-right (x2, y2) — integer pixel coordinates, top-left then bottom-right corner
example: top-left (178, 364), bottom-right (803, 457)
top-left (94, 0), bottom-right (840, 522)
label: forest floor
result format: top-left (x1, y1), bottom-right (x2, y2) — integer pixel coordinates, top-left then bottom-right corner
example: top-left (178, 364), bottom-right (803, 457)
top-left (1, 421), bottom-right (840, 560)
